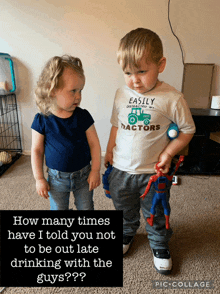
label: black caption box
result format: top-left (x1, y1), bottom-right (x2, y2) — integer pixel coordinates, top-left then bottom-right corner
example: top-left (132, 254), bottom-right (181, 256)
top-left (0, 210), bottom-right (123, 287)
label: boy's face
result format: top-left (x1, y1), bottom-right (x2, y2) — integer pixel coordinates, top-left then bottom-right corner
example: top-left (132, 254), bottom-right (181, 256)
top-left (122, 55), bottom-right (166, 94)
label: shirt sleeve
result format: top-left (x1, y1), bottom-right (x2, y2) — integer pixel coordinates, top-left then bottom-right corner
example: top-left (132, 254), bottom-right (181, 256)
top-left (31, 113), bottom-right (45, 135)
top-left (81, 109), bottom-right (94, 131)
top-left (173, 96), bottom-right (196, 134)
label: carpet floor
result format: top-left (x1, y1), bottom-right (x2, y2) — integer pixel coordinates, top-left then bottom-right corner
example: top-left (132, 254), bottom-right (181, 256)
top-left (0, 155), bottom-right (219, 293)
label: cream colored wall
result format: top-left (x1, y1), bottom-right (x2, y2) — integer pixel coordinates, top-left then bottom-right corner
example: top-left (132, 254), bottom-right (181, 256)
top-left (1, 0), bottom-right (220, 153)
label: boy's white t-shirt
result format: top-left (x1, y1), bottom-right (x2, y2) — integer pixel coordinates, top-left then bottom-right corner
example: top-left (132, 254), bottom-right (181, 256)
top-left (110, 82), bottom-right (196, 174)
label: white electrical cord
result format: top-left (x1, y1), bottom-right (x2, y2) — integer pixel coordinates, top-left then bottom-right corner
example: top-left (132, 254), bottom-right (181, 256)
top-left (0, 288), bottom-right (6, 293)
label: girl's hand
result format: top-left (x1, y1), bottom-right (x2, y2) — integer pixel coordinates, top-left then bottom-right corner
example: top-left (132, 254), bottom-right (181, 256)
top-left (36, 178), bottom-right (50, 199)
top-left (156, 152), bottom-right (172, 174)
top-left (87, 170), bottom-right (101, 191)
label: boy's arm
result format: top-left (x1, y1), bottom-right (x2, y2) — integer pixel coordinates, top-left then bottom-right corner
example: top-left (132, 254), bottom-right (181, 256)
top-left (86, 124), bottom-right (101, 191)
top-left (157, 132), bottom-right (194, 173)
top-left (104, 126), bottom-right (118, 167)
top-left (31, 129), bottom-right (50, 199)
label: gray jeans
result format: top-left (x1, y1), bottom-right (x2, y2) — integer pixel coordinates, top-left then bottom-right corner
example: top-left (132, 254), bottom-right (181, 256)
top-left (108, 167), bottom-right (173, 249)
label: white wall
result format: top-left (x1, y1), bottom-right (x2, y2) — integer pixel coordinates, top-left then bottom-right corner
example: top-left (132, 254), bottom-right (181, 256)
top-left (1, 0), bottom-right (220, 153)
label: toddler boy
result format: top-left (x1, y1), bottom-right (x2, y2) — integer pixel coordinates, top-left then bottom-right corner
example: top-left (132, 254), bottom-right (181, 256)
top-left (105, 28), bottom-right (195, 275)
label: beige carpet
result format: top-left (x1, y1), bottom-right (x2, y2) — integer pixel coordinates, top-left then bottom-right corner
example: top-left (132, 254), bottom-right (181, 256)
top-left (0, 155), bottom-right (219, 294)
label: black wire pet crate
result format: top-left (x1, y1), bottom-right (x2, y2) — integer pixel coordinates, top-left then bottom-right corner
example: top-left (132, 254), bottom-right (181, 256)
top-left (0, 93), bottom-right (22, 176)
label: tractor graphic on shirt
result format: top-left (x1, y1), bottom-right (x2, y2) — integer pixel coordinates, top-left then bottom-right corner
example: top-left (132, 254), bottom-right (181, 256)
top-left (128, 108), bottom-right (151, 125)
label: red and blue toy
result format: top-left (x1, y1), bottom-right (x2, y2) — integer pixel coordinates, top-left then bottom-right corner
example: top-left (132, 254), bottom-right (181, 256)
top-left (140, 155), bottom-right (184, 229)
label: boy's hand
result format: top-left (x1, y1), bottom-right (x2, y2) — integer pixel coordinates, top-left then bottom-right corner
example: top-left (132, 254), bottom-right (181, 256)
top-left (156, 152), bottom-right (172, 174)
top-left (104, 152), bottom-right (113, 167)
top-left (36, 178), bottom-right (50, 199)
top-left (87, 170), bottom-right (101, 191)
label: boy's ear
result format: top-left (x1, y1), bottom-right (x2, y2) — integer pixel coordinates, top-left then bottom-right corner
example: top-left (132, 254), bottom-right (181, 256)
top-left (158, 57), bottom-right (166, 73)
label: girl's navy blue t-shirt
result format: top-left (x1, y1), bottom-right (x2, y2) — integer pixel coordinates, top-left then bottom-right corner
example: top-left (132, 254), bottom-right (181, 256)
top-left (31, 107), bottom-right (94, 172)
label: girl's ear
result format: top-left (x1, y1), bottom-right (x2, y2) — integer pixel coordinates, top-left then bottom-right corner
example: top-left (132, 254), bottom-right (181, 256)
top-left (158, 57), bottom-right (166, 73)
top-left (50, 87), bottom-right (57, 97)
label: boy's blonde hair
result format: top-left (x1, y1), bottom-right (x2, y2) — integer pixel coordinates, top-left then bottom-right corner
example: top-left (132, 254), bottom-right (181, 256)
top-left (117, 28), bottom-right (163, 71)
top-left (35, 55), bottom-right (84, 115)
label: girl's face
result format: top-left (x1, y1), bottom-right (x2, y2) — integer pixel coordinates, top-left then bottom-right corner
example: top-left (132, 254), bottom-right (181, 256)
top-left (122, 55), bottom-right (166, 94)
top-left (52, 67), bottom-right (85, 118)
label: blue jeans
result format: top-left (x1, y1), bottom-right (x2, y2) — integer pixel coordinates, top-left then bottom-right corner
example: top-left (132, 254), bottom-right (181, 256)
top-left (47, 164), bottom-right (94, 210)
top-left (108, 167), bottom-right (173, 249)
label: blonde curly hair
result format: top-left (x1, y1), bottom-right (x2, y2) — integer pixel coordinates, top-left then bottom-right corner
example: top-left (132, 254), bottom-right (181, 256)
top-left (117, 28), bottom-right (163, 71)
top-left (35, 55), bottom-right (84, 115)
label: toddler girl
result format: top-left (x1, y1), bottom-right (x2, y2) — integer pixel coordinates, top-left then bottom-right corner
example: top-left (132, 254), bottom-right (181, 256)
top-left (31, 55), bottom-right (101, 210)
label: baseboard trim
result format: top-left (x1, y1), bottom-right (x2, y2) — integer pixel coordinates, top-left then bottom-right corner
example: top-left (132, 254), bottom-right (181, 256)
top-left (22, 150), bottom-right (31, 156)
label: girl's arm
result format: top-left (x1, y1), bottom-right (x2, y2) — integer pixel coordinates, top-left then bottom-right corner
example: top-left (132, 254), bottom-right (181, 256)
top-left (157, 132), bottom-right (194, 173)
top-left (104, 126), bottom-right (118, 167)
top-left (31, 129), bottom-right (50, 199)
top-left (86, 124), bottom-right (101, 191)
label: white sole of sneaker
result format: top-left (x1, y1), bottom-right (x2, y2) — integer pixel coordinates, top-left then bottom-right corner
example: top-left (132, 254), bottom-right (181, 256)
top-left (153, 256), bottom-right (172, 275)
top-left (123, 238), bottom-right (134, 255)
top-left (123, 243), bottom-right (131, 255)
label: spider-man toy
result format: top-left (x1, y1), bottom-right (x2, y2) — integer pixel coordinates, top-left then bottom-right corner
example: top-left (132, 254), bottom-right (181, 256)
top-left (140, 155), bottom-right (184, 230)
